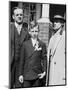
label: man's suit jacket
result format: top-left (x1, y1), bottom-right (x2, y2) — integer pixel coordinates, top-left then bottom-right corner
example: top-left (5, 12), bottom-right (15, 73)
top-left (10, 22), bottom-right (30, 87)
top-left (19, 39), bottom-right (47, 80)
top-left (10, 23), bottom-right (30, 65)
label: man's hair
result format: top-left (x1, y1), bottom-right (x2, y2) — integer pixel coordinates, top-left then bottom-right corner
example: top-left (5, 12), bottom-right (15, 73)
top-left (12, 7), bottom-right (23, 15)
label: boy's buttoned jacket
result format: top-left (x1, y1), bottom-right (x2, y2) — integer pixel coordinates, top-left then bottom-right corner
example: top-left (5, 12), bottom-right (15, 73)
top-left (19, 39), bottom-right (47, 80)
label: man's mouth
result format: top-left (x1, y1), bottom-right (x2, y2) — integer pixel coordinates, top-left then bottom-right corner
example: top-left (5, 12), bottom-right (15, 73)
top-left (18, 17), bottom-right (22, 20)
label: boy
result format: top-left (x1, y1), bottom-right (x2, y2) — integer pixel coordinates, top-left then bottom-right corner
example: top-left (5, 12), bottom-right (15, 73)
top-left (19, 21), bottom-right (47, 87)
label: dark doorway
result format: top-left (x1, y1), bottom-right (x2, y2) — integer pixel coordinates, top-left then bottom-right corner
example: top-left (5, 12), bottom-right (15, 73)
top-left (50, 4), bottom-right (66, 21)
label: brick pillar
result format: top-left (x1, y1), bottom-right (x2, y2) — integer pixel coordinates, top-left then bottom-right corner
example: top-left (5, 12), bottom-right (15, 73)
top-left (37, 4), bottom-right (50, 48)
top-left (42, 4), bottom-right (49, 18)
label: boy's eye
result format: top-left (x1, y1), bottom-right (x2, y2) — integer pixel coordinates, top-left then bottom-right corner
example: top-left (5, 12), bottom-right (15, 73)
top-left (31, 31), bottom-right (34, 32)
top-left (35, 31), bottom-right (38, 32)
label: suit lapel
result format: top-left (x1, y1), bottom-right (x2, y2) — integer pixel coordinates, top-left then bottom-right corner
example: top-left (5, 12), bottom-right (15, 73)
top-left (12, 23), bottom-right (19, 36)
top-left (26, 39), bottom-right (35, 59)
top-left (20, 28), bottom-right (27, 44)
top-left (37, 39), bottom-right (42, 48)
top-left (28, 39), bottom-right (35, 53)
top-left (52, 34), bottom-right (61, 57)
top-left (12, 24), bottom-right (26, 46)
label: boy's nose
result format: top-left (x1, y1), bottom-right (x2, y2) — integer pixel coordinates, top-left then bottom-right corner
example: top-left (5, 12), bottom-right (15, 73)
top-left (34, 32), bottom-right (36, 34)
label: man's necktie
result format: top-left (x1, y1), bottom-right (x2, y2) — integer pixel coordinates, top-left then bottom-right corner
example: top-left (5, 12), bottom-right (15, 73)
top-left (17, 26), bottom-right (21, 35)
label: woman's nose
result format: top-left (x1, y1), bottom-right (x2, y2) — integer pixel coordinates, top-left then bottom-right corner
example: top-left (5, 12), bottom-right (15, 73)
top-left (54, 22), bottom-right (57, 26)
top-left (54, 22), bottom-right (56, 24)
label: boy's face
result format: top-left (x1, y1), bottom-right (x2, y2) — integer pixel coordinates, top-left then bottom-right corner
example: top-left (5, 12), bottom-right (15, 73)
top-left (29, 25), bottom-right (39, 39)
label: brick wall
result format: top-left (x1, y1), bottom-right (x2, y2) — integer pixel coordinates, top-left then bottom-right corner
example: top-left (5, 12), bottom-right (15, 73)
top-left (38, 23), bottom-right (49, 48)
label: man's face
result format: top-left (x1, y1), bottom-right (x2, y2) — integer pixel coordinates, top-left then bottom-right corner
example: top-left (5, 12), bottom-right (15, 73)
top-left (13, 8), bottom-right (23, 24)
top-left (53, 20), bottom-right (63, 31)
top-left (29, 26), bottom-right (39, 39)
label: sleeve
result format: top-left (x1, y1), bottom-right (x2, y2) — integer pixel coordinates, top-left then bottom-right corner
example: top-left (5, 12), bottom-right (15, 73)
top-left (19, 43), bottom-right (25, 76)
top-left (10, 23), bottom-right (15, 70)
top-left (41, 43), bottom-right (47, 73)
top-left (47, 37), bottom-right (53, 62)
top-left (46, 37), bottom-right (53, 85)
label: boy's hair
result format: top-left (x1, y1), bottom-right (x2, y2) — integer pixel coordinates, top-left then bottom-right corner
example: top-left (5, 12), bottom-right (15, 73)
top-left (29, 20), bottom-right (39, 31)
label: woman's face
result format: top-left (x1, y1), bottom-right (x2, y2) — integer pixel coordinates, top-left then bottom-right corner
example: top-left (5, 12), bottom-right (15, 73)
top-left (53, 20), bottom-right (63, 31)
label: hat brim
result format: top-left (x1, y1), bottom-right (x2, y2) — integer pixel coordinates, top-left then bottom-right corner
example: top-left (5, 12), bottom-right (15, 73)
top-left (51, 18), bottom-right (66, 23)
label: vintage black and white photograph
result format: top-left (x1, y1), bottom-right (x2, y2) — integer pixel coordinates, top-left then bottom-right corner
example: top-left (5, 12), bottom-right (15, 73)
top-left (9, 1), bottom-right (66, 89)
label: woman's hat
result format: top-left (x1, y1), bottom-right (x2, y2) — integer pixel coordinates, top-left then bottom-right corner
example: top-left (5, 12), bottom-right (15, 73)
top-left (51, 15), bottom-right (66, 23)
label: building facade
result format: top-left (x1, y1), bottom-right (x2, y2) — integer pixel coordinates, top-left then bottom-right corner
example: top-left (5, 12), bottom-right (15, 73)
top-left (10, 1), bottom-right (66, 48)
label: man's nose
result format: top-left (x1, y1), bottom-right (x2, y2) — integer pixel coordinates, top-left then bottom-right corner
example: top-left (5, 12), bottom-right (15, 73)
top-left (18, 15), bottom-right (21, 17)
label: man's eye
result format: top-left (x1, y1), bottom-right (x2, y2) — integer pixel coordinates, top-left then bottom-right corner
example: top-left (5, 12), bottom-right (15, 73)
top-left (20, 14), bottom-right (23, 16)
top-left (16, 14), bottom-right (23, 16)
top-left (16, 14), bottom-right (19, 16)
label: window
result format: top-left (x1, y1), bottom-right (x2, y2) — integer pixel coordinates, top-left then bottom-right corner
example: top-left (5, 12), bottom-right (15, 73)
top-left (10, 2), bottom-right (42, 29)
top-left (23, 3), bottom-right (36, 24)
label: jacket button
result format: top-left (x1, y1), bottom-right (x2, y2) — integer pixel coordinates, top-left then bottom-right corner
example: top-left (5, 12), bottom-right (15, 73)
top-left (62, 78), bottom-right (66, 80)
top-left (54, 62), bottom-right (56, 64)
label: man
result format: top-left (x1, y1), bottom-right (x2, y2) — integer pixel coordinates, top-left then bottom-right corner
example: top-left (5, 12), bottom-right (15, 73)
top-left (47, 15), bottom-right (66, 85)
top-left (18, 21), bottom-right (47, 87)
top-left (10, 7), bottom-right (30, 88)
